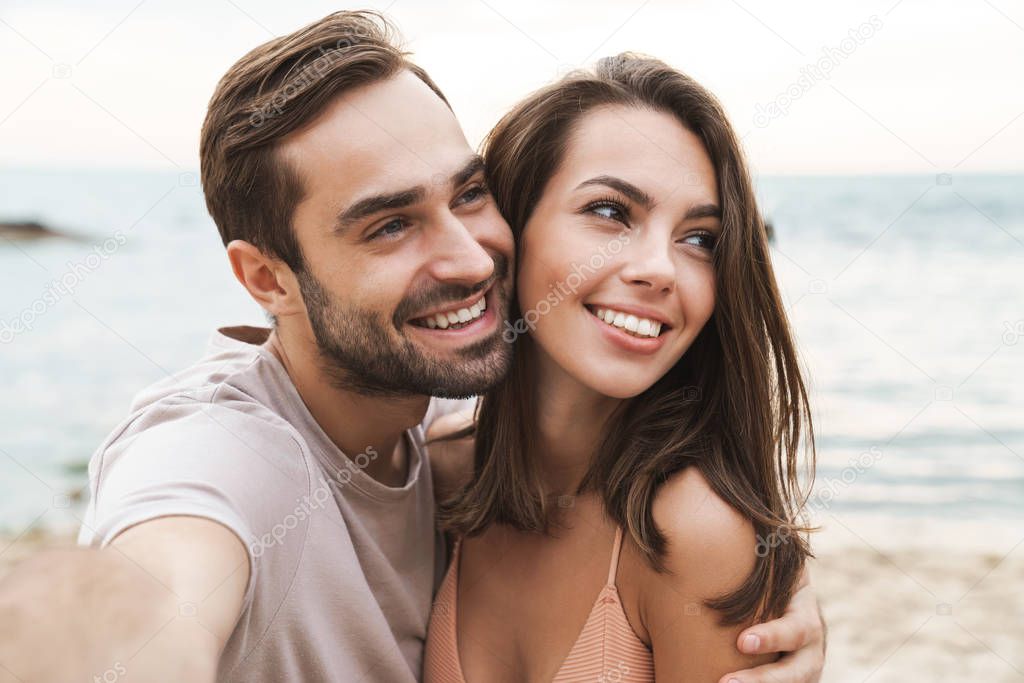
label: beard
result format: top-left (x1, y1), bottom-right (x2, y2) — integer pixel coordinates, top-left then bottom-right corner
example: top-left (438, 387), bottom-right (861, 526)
top-left (296, 253), bottom-right (513, 399)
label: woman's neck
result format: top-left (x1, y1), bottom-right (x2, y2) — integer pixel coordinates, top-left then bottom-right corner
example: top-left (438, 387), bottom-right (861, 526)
top-left (529, 344), bottom-right (623, 496)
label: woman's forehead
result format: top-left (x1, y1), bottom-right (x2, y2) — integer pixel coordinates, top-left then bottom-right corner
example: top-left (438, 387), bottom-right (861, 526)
top-left (559, 106), bottom-right (719, 201)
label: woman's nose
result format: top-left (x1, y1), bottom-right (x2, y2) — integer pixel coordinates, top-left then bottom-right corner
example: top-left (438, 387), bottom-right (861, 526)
top-left (618, 232), bottom-right (676, 294)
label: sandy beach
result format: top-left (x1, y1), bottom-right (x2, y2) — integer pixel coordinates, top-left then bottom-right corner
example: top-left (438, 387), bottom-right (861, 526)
top-left (2, 516), bottom-right (1020, 682)
top-left (811, 526), bottom-right (1023, 681)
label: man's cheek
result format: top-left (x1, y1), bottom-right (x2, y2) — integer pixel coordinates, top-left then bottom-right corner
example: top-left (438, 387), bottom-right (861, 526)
top-left (475, 207), bottom-right (515, 256)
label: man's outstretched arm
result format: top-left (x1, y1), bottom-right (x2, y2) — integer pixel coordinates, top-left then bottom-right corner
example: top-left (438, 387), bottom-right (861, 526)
top-left (719, 565), bottom-right (826, 683)
top-left (0, 516), bottom-right (249, 683)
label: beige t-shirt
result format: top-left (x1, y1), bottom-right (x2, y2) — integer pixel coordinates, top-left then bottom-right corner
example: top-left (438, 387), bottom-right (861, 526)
top-left (78, 326), bottom-right (475, 682)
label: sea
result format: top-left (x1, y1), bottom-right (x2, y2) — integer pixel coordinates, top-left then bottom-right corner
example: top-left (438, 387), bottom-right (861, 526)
top-left (1, 167), bottom-right (1022, 538)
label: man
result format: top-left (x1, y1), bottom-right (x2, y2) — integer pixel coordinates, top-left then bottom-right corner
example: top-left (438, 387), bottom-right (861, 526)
top-left (0, 11), bottom-right (824, 683)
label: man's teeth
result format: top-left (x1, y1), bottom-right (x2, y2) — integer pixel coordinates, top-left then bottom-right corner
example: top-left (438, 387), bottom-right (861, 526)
top-left (419, 297), bottom-right (487, 330)
top-left (592, 306), bottom-right (662, 338)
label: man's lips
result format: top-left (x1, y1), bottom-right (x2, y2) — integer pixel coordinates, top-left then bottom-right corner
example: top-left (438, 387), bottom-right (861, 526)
top-left (408, 289), bottom-right (489, 330)
top-left (405, 290), bottom-right (498, 342)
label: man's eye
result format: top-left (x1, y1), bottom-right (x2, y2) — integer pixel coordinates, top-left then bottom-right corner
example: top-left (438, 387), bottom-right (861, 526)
top-left (456, 184), bottom-right (489, 206)
top-left (368, 219), bottom-right (407, 241)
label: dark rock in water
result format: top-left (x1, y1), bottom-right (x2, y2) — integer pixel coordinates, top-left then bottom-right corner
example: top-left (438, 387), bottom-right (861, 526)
top-left (0, 220), bottom-right (68, 240)
top-left (764, 219), bottom-right (775, 243)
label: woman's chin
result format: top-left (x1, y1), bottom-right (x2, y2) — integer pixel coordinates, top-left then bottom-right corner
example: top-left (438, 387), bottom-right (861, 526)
top-left (582, 377), bottom-right (657, 400)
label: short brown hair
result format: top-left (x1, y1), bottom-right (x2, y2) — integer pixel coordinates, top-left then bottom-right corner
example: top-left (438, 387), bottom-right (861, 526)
top-left (440, 53), bottom-right (816, 625)
top-left (200, 10), bottom-right (448, 271)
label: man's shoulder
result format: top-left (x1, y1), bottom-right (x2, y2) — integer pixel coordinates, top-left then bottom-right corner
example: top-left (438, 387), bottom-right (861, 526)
top-left (94, 340), bottom-right (310, 479)
top-left (125, 329), bottom-right (275, 415)
top-left (114, 391), bottom-right (304, 453)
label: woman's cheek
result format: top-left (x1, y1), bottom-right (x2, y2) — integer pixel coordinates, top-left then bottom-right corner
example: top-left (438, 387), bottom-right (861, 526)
top-left (518, 238), bottom-right (561, 306)
top-left (515, 258), bottom-right (543, 315)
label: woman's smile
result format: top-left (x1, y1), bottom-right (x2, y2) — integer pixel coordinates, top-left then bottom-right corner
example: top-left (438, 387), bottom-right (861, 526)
top-left (584, 303), bottom-right (671, 355)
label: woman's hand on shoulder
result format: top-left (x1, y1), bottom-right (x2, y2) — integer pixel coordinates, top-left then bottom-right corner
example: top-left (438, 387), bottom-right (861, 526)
top-left (641, 467), bottom-right (775, 681)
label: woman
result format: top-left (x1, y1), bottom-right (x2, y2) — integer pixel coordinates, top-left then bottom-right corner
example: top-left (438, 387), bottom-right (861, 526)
top-left (424, 53), bottom-right (816, 682)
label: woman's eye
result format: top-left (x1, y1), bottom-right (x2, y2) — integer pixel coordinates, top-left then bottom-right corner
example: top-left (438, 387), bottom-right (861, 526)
top-left (369, 219), bottom-right (407, 241)
top-left (589, 202), bottom-right (627, 223)
top-left (681, 232), bottom-right (717, 250)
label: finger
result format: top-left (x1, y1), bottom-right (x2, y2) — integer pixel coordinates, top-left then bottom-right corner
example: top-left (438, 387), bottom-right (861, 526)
top-left (739, 579), bottom-right (823, 655)
top-left (737, 614), bottom-right (811, 655)
top-left (719, 646), bottom-right (822, 683)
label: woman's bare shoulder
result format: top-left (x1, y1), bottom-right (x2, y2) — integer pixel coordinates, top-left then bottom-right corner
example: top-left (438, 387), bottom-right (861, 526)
top-left (649, 467), bottom-right (758, 598)
top-left (632, 472), bottom-right (773, 678)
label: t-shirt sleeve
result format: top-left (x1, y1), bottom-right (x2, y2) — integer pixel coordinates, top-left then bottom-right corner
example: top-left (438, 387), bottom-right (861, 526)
top-left (79, 400), bottom-right (311, 610)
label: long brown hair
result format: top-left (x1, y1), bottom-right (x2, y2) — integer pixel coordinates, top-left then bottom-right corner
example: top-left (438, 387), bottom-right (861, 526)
top-left (438, 53), bottom-right (816, 625)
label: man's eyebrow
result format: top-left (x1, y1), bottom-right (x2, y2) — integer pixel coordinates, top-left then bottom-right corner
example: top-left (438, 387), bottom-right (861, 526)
top-left (575, 175), bottom-right (655, 210)
top-left (336, 186), bottom-right (426, 232)
top-left (334, 156), bottom-right (485, 234)
top-left (451, 155), bottom-right (485, 189)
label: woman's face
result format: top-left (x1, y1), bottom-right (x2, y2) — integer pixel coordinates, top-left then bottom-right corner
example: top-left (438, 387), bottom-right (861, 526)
top-left (516, 104), bottom-right (720, 399)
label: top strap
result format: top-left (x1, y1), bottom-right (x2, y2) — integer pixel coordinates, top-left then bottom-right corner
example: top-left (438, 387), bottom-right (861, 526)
top-left (607, 527), bottom-right (625, 585)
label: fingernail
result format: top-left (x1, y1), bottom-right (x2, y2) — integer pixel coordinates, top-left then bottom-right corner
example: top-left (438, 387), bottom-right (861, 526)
top-left (742, 633), bottom-right (760, 652)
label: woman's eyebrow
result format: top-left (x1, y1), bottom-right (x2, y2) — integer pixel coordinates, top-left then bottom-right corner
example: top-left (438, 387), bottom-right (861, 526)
top-left (575, 175), bottom-right (721, 221)
top-left (684, 203), bottom-right (722, 220)
top-left (575, 175), bottom-right (655, 210)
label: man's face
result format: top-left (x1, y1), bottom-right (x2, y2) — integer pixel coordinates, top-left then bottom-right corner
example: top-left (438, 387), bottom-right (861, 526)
top-left (279, 70), bottom-right (515, 398)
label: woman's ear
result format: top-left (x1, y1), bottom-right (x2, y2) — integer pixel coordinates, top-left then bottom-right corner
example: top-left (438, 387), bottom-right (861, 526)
top-left (225, 240), bottom-right (305, 318)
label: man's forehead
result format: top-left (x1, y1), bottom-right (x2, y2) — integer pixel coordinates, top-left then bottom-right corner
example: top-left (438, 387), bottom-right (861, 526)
top-left (281, 71), bottom-right (471, 203)
top-left (283, 72), bottom-right (463, 159)
top-left (292, 145), bottom-right (480, 211)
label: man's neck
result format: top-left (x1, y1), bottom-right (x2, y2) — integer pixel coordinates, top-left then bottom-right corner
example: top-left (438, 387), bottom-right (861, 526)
top-left (265, 326), bottom-right (430, 488)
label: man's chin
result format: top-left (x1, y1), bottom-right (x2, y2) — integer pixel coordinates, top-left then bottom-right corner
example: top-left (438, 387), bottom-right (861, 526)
top-left (415, 337), bottom-right (513, 398)
top-left (411, 325), bottom-right (504, 357)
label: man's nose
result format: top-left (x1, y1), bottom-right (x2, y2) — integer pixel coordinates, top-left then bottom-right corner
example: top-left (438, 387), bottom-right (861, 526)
top-left (426, 214), bottom-right (496, 287)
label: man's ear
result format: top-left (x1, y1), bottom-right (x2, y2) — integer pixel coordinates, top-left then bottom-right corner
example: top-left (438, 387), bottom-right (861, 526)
top-left (226, 240), bottom-right (305, 318)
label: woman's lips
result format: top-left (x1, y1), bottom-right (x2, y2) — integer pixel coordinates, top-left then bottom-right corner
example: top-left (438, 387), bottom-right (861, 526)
top-left (586, 304), bottom-right (668, 355)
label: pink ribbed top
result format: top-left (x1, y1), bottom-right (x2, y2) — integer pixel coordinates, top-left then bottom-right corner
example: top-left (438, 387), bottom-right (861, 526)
top-left (424, 528), bottom-right (654, 682)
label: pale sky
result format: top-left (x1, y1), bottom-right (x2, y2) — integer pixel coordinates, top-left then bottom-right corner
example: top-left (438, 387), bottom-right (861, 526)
top-left (0, 0), bottom-right (1021, 174)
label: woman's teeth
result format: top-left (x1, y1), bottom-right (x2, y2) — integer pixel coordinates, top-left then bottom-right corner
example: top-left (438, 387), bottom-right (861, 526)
top-left (591, 306), bottom-right (663, 338)
top-left (416, 296), bottom-right (487, 330)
